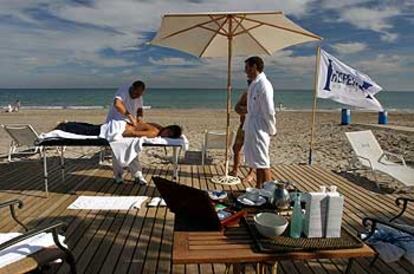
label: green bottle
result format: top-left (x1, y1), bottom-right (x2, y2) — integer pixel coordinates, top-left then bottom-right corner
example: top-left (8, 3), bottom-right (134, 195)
top-left (290, 193), bottom-right (303, 238)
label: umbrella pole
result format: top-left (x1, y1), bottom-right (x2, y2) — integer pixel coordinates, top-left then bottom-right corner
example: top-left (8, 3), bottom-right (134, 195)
top-left (224, 18), bottom-right (233, 177)
top-left (211, 15), bottom-right (240, 185)
top-left (308, 46), bottom-right (321, 165)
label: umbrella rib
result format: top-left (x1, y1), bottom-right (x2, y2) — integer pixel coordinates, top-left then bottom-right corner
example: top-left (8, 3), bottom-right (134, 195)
top-left (233, 23), bottom-right (264, 37)
top-left (161, 15), bottom-right (227, 39)
top-left (237, 23), bottom-right (272, 55)
top-left (209, 15), bottom-right (228, 34)
top-left (239, 16), bottom-right (322, 40)
top-left (199, 25), bottom-right (228, 36)
top-left (231, 15), bottom-right (246, 34)
top-left (199, 17), bottom-right (229, 57)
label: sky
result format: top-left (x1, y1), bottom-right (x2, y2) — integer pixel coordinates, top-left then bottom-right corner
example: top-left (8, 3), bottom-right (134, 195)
top-left (0, 0), bottom-right (413, 91)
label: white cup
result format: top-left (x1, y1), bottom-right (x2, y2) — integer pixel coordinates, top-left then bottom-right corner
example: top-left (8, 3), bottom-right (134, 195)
top-left (245, 188), bottom-right (260, 202)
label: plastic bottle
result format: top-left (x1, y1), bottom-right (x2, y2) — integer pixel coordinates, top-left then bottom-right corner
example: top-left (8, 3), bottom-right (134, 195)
top-left (290, 193), bottom-right (303, 238)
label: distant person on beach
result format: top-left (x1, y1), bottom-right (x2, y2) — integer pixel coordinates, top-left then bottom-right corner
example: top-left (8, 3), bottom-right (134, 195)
top-left (229, 81), bottom-right (254, 183)
top-left (105, 80), bottom-right (147, 185)
top-left (5, 104), bottom-right (12, 113)
top-left (243, 56), bottom-right (276, 188)
top-left (12, 100), bottom-right (21, 112)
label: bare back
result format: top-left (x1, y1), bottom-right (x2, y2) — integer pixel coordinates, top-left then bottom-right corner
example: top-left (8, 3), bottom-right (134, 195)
top-left (123, 121), bottom-right (162, 138)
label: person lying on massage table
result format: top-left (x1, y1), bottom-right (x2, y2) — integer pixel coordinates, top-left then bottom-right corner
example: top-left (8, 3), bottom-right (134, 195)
top-left (123, 121), bottom-right (182, 139)
top-left (55, 121), bottom-right (182, 139)
top-left (100, 119), bottom-right (182, 185)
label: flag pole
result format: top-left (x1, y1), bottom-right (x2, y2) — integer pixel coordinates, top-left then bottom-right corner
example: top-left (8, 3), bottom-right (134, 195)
top-left (308, 46), bottom-right (321, 165)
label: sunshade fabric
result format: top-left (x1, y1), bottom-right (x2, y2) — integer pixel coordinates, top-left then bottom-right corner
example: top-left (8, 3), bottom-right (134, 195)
top-left (151, 11), bottom-right (321, 57)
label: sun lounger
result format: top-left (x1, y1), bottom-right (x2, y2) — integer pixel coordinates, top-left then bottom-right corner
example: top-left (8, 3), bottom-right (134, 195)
top-left (0, 199), bottom-right (76, 274)
top-left (34, 124), bottom-right (189, 196)
top-left (345, 130), bottom-right (414, 192)
top-left (1, 124), bottom-right (43, 162)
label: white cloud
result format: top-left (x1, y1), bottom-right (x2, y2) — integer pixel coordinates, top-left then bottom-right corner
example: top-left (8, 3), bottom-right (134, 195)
top-left (149, 57), bottom-right (199, 66)
top-left (319, 0), bottom-right (367, 9)
top-left (266, 50), bottom-right (316, 76)
top-left (54, 0), bottom-right (316, 29)
top-left (332, 42), bottom-right (367, 54)
top-left (352, 53), bottom-right (414, 90)
top-left (355, 54), bottom-right (405, 75)
top-left (338, 7), bottom-right (400, 42)
top-left (380, 32), bottom-right (398, 42)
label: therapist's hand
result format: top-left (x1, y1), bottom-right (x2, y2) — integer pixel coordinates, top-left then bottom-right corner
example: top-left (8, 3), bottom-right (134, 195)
top-left (128, 114), bottom-right (139, 127)
top-left (136, 117), bottom-right (144, 124)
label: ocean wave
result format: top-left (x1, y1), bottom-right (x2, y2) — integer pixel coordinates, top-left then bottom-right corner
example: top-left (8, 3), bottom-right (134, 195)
top-left (1, 105), bottom-right (106, 110)
top-left (1, 105), bottom-right (153, 110)
top-left (1, 105), bottom-right (412, 113)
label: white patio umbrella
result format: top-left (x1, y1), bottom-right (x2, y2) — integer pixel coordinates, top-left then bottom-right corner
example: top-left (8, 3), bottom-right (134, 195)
top-left (151, 11), bottom-right (321, 184)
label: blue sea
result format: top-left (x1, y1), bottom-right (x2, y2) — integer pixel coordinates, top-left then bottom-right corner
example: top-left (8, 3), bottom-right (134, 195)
top-left (0, 89), bottom-right (413, 111)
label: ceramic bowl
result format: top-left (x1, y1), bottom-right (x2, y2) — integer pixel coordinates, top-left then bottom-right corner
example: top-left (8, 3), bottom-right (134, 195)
top-left (253, 213), bottom-right (288, 238)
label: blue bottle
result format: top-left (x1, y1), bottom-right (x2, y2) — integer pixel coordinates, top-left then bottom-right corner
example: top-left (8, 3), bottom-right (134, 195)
top-left (290, 193), bottom-right (303, 238)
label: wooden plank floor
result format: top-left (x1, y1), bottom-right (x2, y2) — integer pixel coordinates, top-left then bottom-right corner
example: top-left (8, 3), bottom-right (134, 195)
top-left (0, 158), bottom-right (413, 274)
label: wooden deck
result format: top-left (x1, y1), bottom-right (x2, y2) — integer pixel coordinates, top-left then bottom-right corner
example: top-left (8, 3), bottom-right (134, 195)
top-left (0, 157), bottom-right (413, 274)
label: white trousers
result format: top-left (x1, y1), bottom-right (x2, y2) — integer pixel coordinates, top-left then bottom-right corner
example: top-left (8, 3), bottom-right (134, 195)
top-left (111, 151), bottom-right (142, 179)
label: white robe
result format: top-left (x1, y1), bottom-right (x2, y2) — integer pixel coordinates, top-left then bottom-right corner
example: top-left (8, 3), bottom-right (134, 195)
top-left (243, 72), bottom-right (276, 169)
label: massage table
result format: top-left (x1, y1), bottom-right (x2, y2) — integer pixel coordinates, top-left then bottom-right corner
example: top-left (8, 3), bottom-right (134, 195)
top-left (35, 129), bottom-right (189, 196)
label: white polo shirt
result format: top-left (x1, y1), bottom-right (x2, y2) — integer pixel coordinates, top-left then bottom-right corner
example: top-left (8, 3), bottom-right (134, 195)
top-left (106, 82), bottom-right (143, 122)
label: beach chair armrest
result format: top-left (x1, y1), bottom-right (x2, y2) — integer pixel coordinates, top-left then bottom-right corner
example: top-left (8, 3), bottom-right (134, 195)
top-left (390, 197), bottom-right (414, 222)
top-left (0, 222), bottom-right (67, 251)
top-left (0, 199), bottom-right (28, 231)
top-left (0, 199), bottom-right (23, 210)
top-left (354, 155), bottom-right (374, 169)
top-left (380, 151), bottom-right (406, 166)
top-left (0, 222), bottom-right (77, 273)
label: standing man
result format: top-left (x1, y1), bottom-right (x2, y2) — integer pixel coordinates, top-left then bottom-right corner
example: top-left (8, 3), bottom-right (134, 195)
top-left (229, 81), bottom-right (254, 183)
top-left (243, 57), bottom-right (276, 188)
top-left (106, 80), bottom-right (147, 185)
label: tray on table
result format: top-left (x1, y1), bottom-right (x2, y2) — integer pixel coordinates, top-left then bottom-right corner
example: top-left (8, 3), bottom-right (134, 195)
top-left (224, 190), bottom-right (302, 215)
top-left (243, 216), bottom-right (364, 253)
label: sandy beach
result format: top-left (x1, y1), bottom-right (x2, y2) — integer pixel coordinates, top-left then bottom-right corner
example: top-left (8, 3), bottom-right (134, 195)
top-left (1, 109), bottom-right (413, 174)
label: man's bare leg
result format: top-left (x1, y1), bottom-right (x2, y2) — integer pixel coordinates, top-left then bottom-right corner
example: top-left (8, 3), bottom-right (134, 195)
top-left (264, 168), bottom-right (272, 182)
top-left (256, 168), bottom-right (272, 188)
top-left (243, 168), bottom-right (255, 183)
top-left (229, 139), bottom-right (243, 177)
top-left (256, 169), bottom-right (263, 188)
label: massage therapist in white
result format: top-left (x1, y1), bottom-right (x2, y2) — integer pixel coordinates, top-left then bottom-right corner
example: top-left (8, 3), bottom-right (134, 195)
top-left (243, 56), bottom-right (276, 188)
top-left (106, 80), bottom-right (147, 185)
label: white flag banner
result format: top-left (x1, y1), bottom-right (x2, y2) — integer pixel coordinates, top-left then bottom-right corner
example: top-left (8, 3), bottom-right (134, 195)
top-left (317, 49), bottom-right (384, 111)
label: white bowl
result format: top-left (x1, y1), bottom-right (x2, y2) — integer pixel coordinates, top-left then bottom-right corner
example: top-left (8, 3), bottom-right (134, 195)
top-left (253, 213), bottom-right (288, 238)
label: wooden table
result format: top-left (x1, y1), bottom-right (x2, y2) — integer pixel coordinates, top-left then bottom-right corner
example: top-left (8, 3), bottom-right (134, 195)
top-left (173, 226), bottom-right (375, 274)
